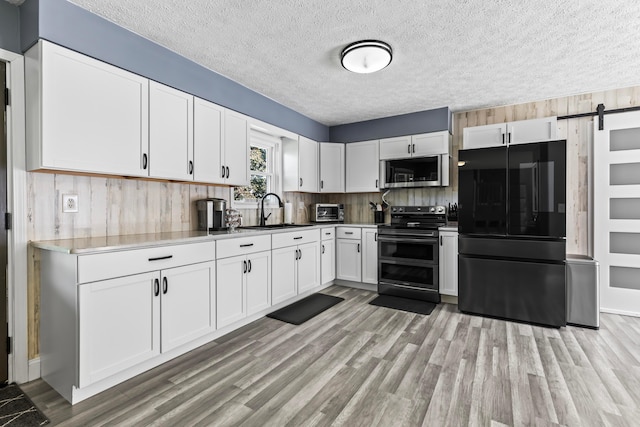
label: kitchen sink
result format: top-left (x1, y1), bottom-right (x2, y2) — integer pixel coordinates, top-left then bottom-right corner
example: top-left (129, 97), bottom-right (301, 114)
top-left (239, 223), bottom-right (314, 230)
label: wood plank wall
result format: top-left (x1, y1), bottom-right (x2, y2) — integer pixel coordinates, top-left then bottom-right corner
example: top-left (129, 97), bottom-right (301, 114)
top-left (25, 84), bottom-right (640, 360)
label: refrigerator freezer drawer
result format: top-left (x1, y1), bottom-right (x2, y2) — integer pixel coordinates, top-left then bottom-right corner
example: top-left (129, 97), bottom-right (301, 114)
top-left (459, 255), bottom-right (566, 327)
top-left (459, 236), bottom-right (566, 261)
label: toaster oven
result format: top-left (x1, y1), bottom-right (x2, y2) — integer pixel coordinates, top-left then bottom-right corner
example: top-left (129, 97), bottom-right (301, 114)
top-left (311, 204), bottom-right (344, 222)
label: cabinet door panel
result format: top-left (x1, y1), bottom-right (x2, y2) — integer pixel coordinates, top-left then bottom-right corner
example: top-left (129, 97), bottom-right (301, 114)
top-left (439, 232), bottom-right (459, 296)
top-left (298, 136), bottom-right (319, 192)
top-left (224, 110), bottom-right (249, 186)
top-left (297, 242), bottom-right (320, 294)
top-left (272, 246), bottom-right (298, 305)
top-left (346, 140), bottom-right (379, 192)
top-left (463, 123), bottom-right (507, 149)
top-left (319, 143), bottom-right (344, 192)
top-left (507, 117), bottom-right (558, 145)
top-left (149, 81), bottom-right (194, 181)
top-left (362, 229), bottom-right (378, 284)
top-left (336, 239), bottom-right (362, 282)
top-left (379, 136), bottom-right (412, 160)
top-left (161, 262), bottom-right (215, 352)
top-left (216, 255), bottom-right (246, 328)
top-left (38, 41), bottom-right (149, 176)
top-left (194, 98), bottom-right (224, 183)
top-left (321, 239), bottom-right (336, 285)
top-left (78, 272), bottom-right (160, 387)
top-left (412, 131), bottom-right (450, 156)
top-left (246, 251), bottom-right (271, 315)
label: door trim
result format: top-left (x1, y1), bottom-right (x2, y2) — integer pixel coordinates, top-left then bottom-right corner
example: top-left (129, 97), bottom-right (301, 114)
top-left (1, 47), bottom-right (29, 383)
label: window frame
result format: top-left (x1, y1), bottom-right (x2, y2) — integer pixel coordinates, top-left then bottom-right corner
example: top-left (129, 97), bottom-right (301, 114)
top-left (232, 131), bottom-right (282, 208)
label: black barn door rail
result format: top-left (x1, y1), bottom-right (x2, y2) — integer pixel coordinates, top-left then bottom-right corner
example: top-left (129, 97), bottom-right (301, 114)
top-left (558, 103), bottom-right (640, 130)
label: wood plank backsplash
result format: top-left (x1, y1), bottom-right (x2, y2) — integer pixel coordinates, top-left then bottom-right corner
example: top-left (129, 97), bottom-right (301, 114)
top-left (26, 84), bottom-right (640, 360)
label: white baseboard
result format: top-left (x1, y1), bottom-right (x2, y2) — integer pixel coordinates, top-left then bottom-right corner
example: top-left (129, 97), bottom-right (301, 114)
top-left (28, 357), bottom-right (41, 382)
top-left (600, 308), bottom-right (640, 318)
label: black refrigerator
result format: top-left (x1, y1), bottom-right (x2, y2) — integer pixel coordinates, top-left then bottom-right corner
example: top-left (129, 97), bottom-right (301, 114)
top-left (458, 140), bottom-right (567, 327)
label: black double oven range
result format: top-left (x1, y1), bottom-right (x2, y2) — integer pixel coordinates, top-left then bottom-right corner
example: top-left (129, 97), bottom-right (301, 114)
top-left (377, 206), bottom-right (446, 304)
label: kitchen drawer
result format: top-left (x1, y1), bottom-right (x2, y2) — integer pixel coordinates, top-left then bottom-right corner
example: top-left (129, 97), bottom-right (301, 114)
top-left (77, 241), bottom-right (216, 283)
top-left (336, 227), bottom-right (361, 240)
top-left (217, 234), bottom-right (271, 259)
top-left (272, 228), bottom-right (320, 249)
top-left (321, 227), bottom-right (335, 240)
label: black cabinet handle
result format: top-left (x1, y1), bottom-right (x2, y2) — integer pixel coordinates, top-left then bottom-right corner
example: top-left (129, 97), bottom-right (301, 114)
top-left (240, 243), bottom-right (254, 248)
top-left (502, 133), bottom-right (506, 145)
top-left (345, 232), bottom-right (354, 235)
top-left (412, 144), bottom-right (415, 153)
top-left (142, 153), bottom-right (148, 170)
top-left (162, 276), bottom-right (168, 294)
top-left (294, 236), bottom-right (303, 240)
top-left (357, 243), bottom-right (360, 253)
top-left (440, 236), bottom-right (443, 246)
top-left (298, 249), bottom-right (302, 260)
top-left (243, 260), bottom-right (247, 273)
top-left (294, 250), bottom-right (298, 260)
top-left (226, 166), bottom-right (230, 178)
top-left (221, 165), bottom-right (226, 178)
top-left (189, 160), bottom-right (193, 175)
top-left (299, 177), bottom-right (303, 187)
top-left (154, 278), bottom-right (159, 296)
top-left (508, 132), bottom-right (511, 145)
top-left (149, 255), bottom-right (173, 262)
top-left (248, 259), bottom-right (252, 272)
top-left (375, 233), bottom-right (378, 242)
top-left (321, 180), bottom-right (324, 189)
top-left (407, 144), bottom-right (411, 154)
top-left (375, 179), bottom-right (378, 188)
top-left (322, 244), bottom-right (325, 254)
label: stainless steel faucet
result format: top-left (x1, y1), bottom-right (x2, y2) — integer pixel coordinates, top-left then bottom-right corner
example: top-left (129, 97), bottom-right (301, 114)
top-left (259, 193), bottom-right (283, 226)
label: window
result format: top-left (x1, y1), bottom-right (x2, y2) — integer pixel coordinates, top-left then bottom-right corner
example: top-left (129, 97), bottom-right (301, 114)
top-left (233, 131), bottom-right (282, 205)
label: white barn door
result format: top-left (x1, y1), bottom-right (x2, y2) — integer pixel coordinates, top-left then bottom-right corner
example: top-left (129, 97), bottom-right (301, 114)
top-left (595, 111), bottom-right (640, 316)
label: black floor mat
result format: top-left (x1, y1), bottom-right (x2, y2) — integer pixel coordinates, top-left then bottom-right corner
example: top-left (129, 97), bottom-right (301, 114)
top-left (0, 383), bottom-right (49, 426)
top-left (267, 293), bottom-right (344, 325)
top-left (369, 295), bottom-right (437, 315)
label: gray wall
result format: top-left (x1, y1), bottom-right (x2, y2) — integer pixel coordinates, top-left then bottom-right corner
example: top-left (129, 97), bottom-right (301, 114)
top-left (0, 2), bottom-right (20, 54)
top-left (330, 107), bottom-right (452, 143)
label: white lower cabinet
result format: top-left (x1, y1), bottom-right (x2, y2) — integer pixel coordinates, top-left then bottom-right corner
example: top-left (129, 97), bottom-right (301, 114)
top-left (362, 228), bottom-right (378, 284)
top-left (321, 228), bottom-right (336, 285)
top-left (336, 235), bottom-right (362, 282)
top-left (77, 260), bottom-right (215, 388)
top-left (272, 229), bottom-right (321, 304)
top-left (439, 230), bottom-right (459, 296)
top-left (216, 250), bottom-right (271, 329)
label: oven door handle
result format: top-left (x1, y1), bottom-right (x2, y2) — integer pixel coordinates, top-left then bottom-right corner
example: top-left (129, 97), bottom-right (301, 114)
top-left (379, 281), bottom-right (435, 292)
top-left (377, 235), bottom-right (437, 243)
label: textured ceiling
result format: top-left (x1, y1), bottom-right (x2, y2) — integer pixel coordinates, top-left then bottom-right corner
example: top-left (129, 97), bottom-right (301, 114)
top-left (12, 0), bottom-right (640, 125)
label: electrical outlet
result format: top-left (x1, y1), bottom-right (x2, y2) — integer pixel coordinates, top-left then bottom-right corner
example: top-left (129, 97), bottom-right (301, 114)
top-left (62, 194), bottom-right (79, 213)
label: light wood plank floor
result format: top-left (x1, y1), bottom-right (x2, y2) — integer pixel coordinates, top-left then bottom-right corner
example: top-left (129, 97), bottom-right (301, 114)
top-left (22, 286), bottom-right (640, 426)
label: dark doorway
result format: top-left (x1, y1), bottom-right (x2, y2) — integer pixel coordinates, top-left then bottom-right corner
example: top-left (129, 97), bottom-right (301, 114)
top-left (0, 61), bottom-right (8, 383)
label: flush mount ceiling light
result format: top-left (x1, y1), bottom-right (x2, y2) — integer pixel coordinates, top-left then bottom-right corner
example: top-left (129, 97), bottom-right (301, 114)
top-left (341, 40), bottom-right (392, 74)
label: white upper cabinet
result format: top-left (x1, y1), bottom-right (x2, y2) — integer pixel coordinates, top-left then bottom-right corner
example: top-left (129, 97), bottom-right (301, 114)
top-left (193, 97), bottom-right (224, 184)
top-left (379, 135), bottom-right (413, 160)
top-left (379, 131), bottom-right (450, 160)
top-left (283, 136), bottom-right (319, 192)
top-left (149, 81), bottom-right (194, 181)
top-left (346, 140), bottom-right (380, 193)
top-left (463, 117), bottom-right (558, 149)
top-left (26, 40), bottom-right (149, 176)
top-left (319, 143), bottom-right (345, 193)
top-left (223, 109), bottom-right (250, 187)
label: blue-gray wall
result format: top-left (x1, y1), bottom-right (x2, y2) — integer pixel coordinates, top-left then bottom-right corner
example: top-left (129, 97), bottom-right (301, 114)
top-left (17, 0), bottom-right (451, 144)
top-left (0, 2), bottom-right (20, 54)
top-left (330, 107), bottom-right (452, 143)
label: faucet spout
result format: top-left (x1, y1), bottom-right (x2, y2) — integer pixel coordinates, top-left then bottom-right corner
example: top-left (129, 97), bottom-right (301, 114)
top-left (259, 193), bottom-right (283, 226)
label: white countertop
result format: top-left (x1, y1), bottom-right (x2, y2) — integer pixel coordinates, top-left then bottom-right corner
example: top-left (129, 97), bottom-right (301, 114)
top-left (31, 223), bottom-right (379, 254)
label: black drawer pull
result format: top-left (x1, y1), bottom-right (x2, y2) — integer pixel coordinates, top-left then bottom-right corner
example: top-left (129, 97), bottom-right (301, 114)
top-left (248, 259), bottom-right (252, 272)
top-left (154, 278), bottom-right (159, 296)
top-left (149, 255), bottom-right (173, 262)
top-left (240, 243), bottom-right (254, 247)
top-left (345, 232), bottom-right (354, 235)
top-left (294, 236), bottom-right (303, 240)
top-left (243, 260), bottom-right (247, 273)
top-left (162, 276), bottom-right (168, 294)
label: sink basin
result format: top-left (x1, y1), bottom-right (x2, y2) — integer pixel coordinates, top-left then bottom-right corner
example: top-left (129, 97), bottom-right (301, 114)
top-left (239, 223), bottom-right (314, 230)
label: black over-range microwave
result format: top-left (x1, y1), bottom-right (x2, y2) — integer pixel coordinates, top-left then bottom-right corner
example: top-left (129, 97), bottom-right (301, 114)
top-left (380, 154), bottom-right (450, 188)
